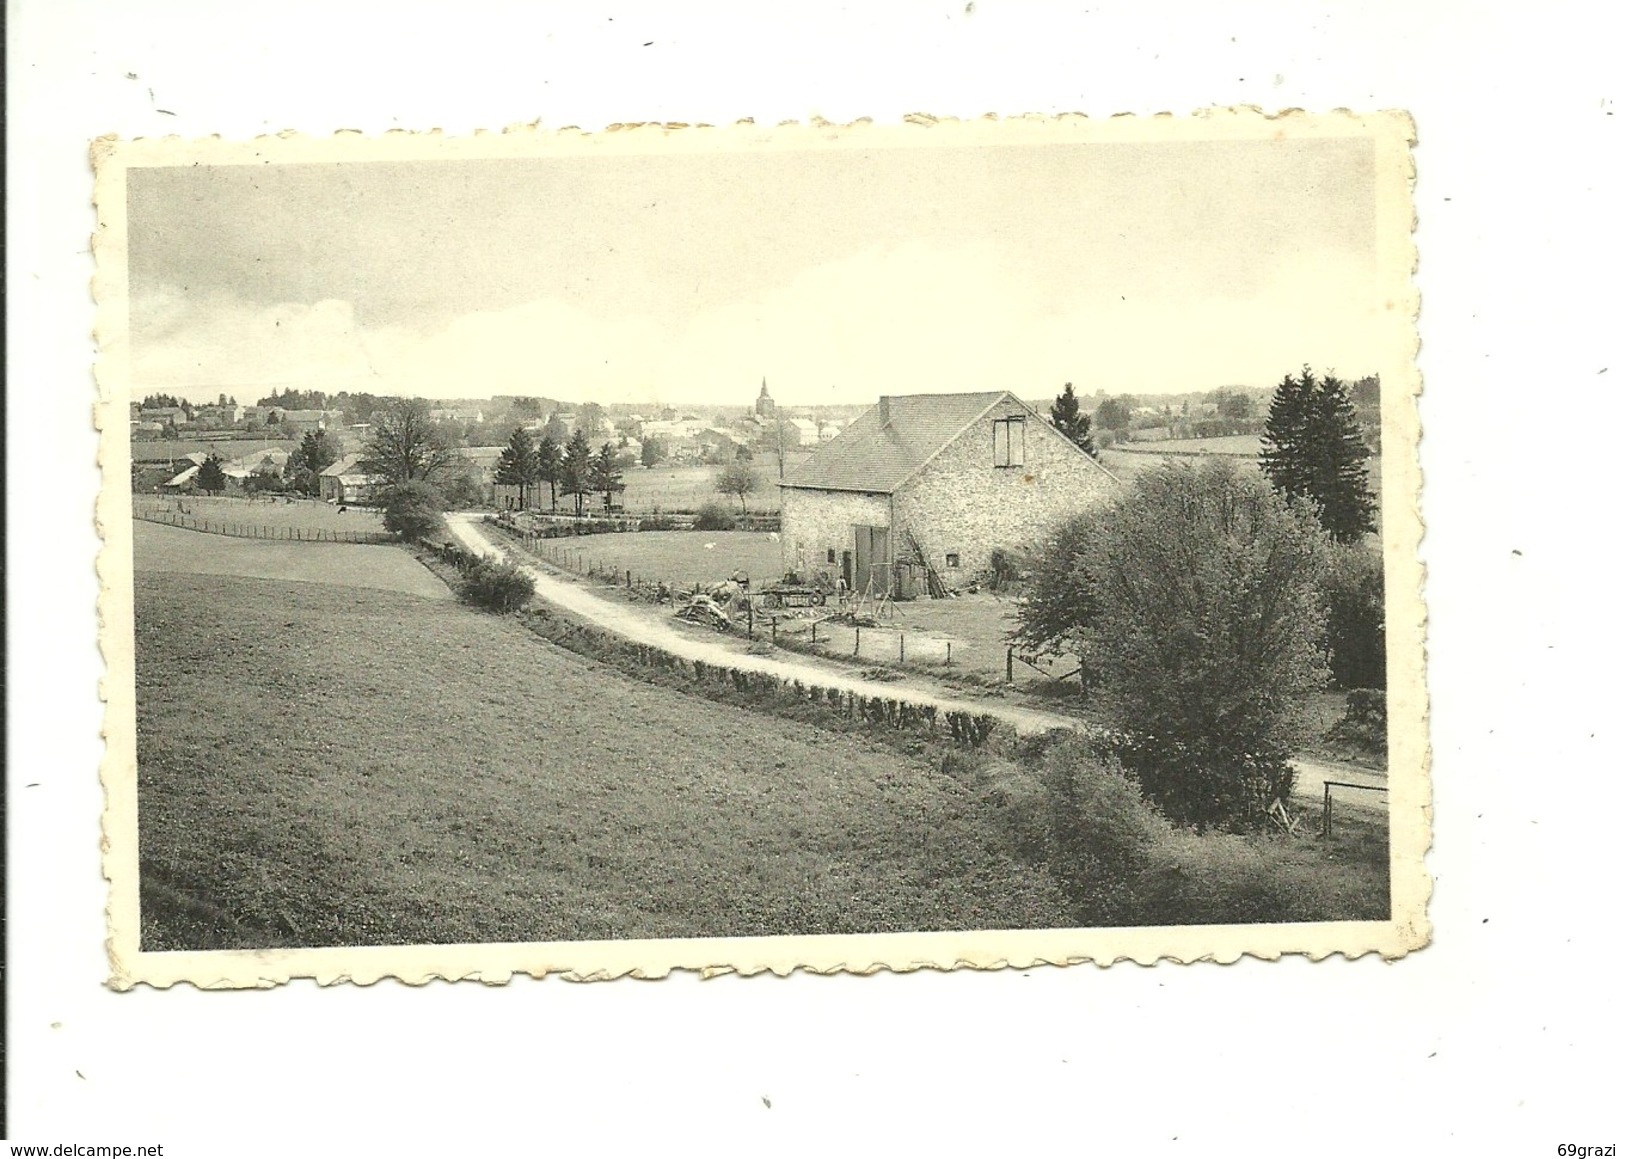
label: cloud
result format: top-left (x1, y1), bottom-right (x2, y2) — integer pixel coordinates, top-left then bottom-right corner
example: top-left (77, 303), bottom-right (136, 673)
top-left (131, 243), bottom-right (1389, 405)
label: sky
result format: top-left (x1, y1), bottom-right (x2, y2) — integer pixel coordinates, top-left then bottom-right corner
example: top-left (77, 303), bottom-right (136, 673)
top-left (126, 136), bottom-right (1381, 407)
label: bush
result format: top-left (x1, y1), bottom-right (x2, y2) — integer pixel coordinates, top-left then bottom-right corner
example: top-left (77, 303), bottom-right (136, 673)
top-left (636, 514), bottom-right (681, 531)
top-left (458, 558), bottom-right (536, 613)
top-left (1325, 688), bottom-right (1387, 756)
top-left (1324, 540), bottom-right (1386, 689)
top-left (1035, 735), bottom-right (1166, 922)
top-left (1133, 828), bottom-right (1373, 925)
top-left (1083, 460), bottom-right (1330, 829)
top-left (692, 502), bottom-right (736, 531)
top-left (381, 481), bottom-right (446, 542)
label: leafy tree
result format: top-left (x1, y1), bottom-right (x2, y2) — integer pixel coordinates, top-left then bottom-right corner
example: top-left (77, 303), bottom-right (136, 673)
top-left (243, 464), bottom-right (284, 495)
top-left (1214, 389), bottom-right (1255, 421)
top-left (440, 468), bottom-right (486, 510)
top-left (715, 460), bottom-right (759, 513)
top-left (536, 434), bottom-right (563, 512)
top-left (1095, 397), bottom-right (1134, 433)
top-left (1049, 382), bottom-right (1097, 456)
top-left (1080, 459), bottom-right (1331, 828)
top-left (1013, 512), bottom-right (1101, 664)
top-left (1259, 367), bottom-right (1376, 543)
top-left (559, 430), bottom-right (594, 516)
top-left (1323, 540), bottom-right (1387, 690)
top-left (588, 441), bottom-right (626, 509)
top-left (495, 426), bottom-right (539, 507)
top-left (640, 437), bottom-right (666, 469)
top-left (380, 481), bottom-right (446, 541)
top-left (543, 411), bottom-right (569, 445)
top-left (141, 393), bottom-right (183, 410)
top-left (258, 387), bottom-right (329, 410)
top-left (510, 396), bottom-right (543, 419)
top-left (579, 401), bottom-right (606, 440)
top-left (195, 454), bottom-right (227, 494)
top-left (360, 397), bottom-right (456, 485)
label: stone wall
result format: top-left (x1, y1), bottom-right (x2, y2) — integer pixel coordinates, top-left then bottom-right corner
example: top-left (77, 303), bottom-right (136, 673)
top-left (778, 486), bottom-right (890, 584)
top-left (893, 409), bottom-right (1117, 579)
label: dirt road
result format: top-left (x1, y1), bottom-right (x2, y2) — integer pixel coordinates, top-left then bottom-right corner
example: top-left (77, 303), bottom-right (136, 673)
top-left (447, 513), bottom-right (1392, 804)
top-left (448, 515), bottom-right (1083, 736)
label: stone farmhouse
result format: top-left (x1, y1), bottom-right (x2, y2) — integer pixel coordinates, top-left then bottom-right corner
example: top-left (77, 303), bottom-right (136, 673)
top-left (778, 390), bottom-right (1117, 594)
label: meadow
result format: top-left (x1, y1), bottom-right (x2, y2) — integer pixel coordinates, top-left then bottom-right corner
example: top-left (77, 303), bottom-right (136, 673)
top-left (133, 543), bottom-right (1072, 949)
top-left (525, 528), bottom-right (785, 590)
top-left (134, 493), bottom-right (388, 534)
top-left (133, 519), bottom-right (448, 598)
top-left (615, 454), bottom-right (811, 513)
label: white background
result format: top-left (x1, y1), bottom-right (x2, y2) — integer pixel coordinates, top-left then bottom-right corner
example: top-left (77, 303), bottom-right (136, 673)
top-left (7, 2), bottom-right (1621, 1154)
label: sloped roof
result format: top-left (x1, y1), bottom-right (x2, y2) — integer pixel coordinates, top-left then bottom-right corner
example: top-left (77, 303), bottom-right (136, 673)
top-left (780, 391), bottom-right (1017, 494)
top-left (319, 453), bottom-right (365, 477)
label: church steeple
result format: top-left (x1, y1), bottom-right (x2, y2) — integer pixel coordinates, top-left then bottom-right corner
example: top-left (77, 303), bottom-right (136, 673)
top-left (755, 377), bottom-right (775, 417)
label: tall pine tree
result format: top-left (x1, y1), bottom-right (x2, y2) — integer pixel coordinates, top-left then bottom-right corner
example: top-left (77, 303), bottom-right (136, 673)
top-left (560, 429), bottom-right (594, 516)
top-left (536, 434), bottom-right (562, 512)
top-left (1049, 382), bottom-right (1097, 457)
top-left (495, 426), bottom-right (538, 508)
top-left (1259, 367), bottom-right (1376, 543)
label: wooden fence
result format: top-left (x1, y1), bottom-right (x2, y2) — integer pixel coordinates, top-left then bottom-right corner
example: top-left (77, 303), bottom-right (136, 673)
top-left (134, 509), bottom-right (394, 544)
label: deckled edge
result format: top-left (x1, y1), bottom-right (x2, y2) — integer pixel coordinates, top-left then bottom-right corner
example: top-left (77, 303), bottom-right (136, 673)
top-left (92, 109), bottom-right (1430, 990)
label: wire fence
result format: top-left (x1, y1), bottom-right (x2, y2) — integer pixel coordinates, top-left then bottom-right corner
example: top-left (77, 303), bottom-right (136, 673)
top-left (485, 522), bottom-right (1075, 692)
top-left (134, 509), bottom-right (395, 544)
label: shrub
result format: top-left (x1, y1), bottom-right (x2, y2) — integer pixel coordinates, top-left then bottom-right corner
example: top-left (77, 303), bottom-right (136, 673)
top-left (381, 481), bottom-right (446, 542)
top-left (1326, 688), bottom-right (1387, 757)
top-left (1323, 540), bottom-right (1387, 689)
top-left (1083, 460), bottom-right (1331, 829)
top-left (1133, 828), bottom-right (1375, 925)
top-left (458, 558), bottom-right (536, 613)
top-left (636, 515), bottom-right (681, 531)
top-left (1035, 735), bottom-right (1166, 922)
top-left (692, 502), bottom-right (736, 531)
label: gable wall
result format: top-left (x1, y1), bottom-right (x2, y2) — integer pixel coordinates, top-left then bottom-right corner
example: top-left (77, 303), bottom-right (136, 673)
top-left (778, 486), bottom-right (890, 584)
top-left (893, 408), bottom-right (1116, 579)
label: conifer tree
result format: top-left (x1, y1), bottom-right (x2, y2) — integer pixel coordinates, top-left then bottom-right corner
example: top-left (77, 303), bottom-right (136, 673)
top-left (536, 435), bottom-right (563, 512)
top-left (1050, 382), bottom-right (1097, 457)
top-left (560, 429), bottom-right (594, 516)
top-left (1260, 367), bottom-right (1376, 543)
top-left (495, 426), bottom-right (538, 508)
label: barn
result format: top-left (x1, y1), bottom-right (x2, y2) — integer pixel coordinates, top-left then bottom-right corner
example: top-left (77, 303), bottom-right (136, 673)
top-left (778, 391), bottom-right (1118, 595)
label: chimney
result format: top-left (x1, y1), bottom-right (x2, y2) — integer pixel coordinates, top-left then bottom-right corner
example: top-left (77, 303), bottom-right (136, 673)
top-left (877, 396), bottom-right (890, 426)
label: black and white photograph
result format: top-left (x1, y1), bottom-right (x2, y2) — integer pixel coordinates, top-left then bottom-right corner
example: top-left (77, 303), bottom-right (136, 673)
top-left (95, 113), bottom-right (1425, 986)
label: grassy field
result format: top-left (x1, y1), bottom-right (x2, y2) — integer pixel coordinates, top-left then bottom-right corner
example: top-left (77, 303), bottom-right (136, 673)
top-left (527, 529), bottom-right (785, 590)
top-left (134, 520), bottom-right (448, 599)
top-left (134, 493), bottom-right (387, 534)
top-left (135, 569), bottom-right (1077, 949)
top-left (1118, 434), bottom-right (1263, 457)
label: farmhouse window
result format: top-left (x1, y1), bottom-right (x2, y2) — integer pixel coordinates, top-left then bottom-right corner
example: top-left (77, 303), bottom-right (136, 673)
top-left (826, 547), bottom-right (837, 564)
top-left (945, 552), bottom-right (961, 569)
top-left (993, 416), bottom-right (1026, 468)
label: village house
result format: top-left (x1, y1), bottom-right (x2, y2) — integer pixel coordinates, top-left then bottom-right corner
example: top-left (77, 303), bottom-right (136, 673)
top-left (778, 390), bottom-right (1117, 594)
top-left (318, 453), bottom-right (385, 504)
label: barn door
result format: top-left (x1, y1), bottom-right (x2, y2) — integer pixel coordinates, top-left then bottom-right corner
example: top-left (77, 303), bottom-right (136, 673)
top-left (852, 525), bottom-right (890, 595)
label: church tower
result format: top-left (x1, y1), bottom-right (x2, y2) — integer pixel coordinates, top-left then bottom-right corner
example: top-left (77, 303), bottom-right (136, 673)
top-left (755, 377), bottom-right (776, 418)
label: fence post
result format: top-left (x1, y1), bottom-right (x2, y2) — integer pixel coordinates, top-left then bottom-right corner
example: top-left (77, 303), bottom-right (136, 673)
top-left (811, 621), bottom-right (817, 645)
top-left (854, 625), bottom-right (861, 656)
top-left (1322, 782), bottom-right (1333, 840)
top-left (1006, 646), bottom-right (1014, 684)
top-left (899, 633), bottom-right (905, 662)
top-left (945, 642), bottom-right (952, 666)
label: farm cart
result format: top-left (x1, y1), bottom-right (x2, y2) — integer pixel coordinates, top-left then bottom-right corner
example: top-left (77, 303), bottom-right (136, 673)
top-left (757, 580), bottom-right (829, 610)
